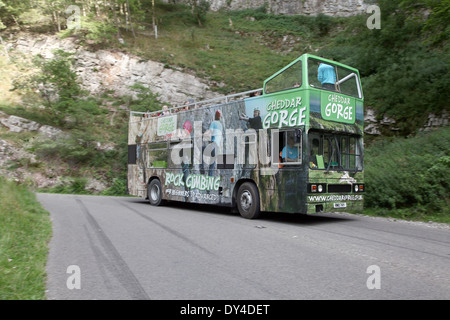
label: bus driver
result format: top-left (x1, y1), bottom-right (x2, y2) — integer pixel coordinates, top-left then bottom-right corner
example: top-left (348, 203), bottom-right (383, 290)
top-left (281, 137), bottom-right (299, 163)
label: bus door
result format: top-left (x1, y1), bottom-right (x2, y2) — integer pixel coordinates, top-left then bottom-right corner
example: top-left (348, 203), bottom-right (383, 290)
top-left (271, 129), bottom-right (305, 213)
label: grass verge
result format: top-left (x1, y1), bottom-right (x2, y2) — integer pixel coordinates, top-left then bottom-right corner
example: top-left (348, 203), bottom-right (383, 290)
top-left (0, 177), bottom-right (52, 300)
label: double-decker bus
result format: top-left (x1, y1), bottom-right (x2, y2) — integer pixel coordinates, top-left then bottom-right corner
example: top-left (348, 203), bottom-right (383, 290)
top-left (127, 54), bottom-right (364, 219)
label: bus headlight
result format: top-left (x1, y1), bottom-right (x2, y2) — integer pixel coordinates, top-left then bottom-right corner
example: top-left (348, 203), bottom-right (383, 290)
top-left (353, 184), bottom-right (364, 193)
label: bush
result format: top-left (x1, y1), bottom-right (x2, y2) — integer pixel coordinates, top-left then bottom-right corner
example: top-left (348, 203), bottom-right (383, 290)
top-left (32, 130), bottom-right (98, 165)
top-left (60, 15), bottom-right (118, 47)
top-left (45, 177), bottom-right (89, 194)
top-left (365, 127), bottom-right (450, 217)
top-left (101, 177), bottom-right (128, 196)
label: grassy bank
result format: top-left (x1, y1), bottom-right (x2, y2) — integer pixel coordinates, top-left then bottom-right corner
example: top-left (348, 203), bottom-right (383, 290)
top-left (0, 177), bottom-right (52, 299)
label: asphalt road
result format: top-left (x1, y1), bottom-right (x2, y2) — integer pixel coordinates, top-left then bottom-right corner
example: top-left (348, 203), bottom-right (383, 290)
top-left (37, 193), bottom-right (450, 300)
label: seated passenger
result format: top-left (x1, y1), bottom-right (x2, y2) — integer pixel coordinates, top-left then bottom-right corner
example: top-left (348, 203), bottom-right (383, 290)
top-left (281, 137), bottom-right (299, 163)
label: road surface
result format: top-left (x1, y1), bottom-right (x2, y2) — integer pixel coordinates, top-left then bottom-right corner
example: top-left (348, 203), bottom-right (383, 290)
top-left (37, 193), bottom-right (450, 300)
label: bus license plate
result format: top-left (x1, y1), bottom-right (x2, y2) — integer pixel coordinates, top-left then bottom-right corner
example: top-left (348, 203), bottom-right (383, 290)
top-left (334, 203), bottom-right (347, 208)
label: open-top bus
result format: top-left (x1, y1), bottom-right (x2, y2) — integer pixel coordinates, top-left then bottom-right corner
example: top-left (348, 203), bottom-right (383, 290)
top-left (127, 54), bottom-right (364, 219)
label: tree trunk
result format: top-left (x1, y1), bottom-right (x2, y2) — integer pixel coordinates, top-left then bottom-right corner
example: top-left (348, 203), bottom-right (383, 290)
top-left (126, 0), bottom-right (136, 38)
top-left (109, 0), bottom-right (122, 39)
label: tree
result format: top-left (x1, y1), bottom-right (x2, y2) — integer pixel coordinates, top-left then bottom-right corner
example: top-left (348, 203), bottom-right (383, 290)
top-left (26, 50), bottom-right (102, 127)
top-left (186, 0), bottom-right (210, 26)
top-left (0, 0), bottom-right (32, 28)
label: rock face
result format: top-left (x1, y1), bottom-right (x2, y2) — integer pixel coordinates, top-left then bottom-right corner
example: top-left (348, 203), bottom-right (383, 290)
top-left (0, 111), bottom-right (63, 137)
top-left (10, 34), bottom-right (221, 105)
top-left (422, 111), bottom-right (449, 132)
top-left (0, 115), bottom-right (40, 133)
top-left (165, 0), bottom-right (369, 16)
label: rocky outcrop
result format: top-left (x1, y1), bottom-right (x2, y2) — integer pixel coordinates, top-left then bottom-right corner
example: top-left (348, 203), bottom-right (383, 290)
top-left (8, 34), bottom-right (221, 105)
top-left (422, 111), bottom-right (449, 132)
top-left (364, 108), bottom-right (399, 135)
top-left (0, 111), bottom-right (108, 191)
top-left (364, 108), bottom-right (449, 136)
top-left (0, 114), bottom-right (40, 133)
top-left (0, 111), bottom-right (63, 138)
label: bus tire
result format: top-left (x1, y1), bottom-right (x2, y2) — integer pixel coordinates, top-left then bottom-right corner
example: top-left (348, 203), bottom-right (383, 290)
top-left (148, 179), bottom-right (163, 206)
top-left (237, 182), bottom-right (261, 219)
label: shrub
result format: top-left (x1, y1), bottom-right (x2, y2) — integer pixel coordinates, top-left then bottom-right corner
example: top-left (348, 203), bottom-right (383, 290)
top-left (365, 127), bottom-right (450, 216)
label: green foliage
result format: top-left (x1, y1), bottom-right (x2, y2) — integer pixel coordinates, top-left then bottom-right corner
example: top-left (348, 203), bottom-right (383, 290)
top-left (0, 1), bottom-right (5, 30)
top-left (315, 13), bottom-right (335, 37)
top-left (24, 50), bottom-right (105, 127)
top-left (400, 0), bottom-right (450, 45)
top-left (101, 177), bottom-right (128, 196)
top-left (32, 128), bottom-right (100, 166)
top-left (33, 50), bottom-right (80, 98)
top-left (365, 127), bottom-right (450, 218)
top-left (43, 177), bottom-right (89, 194)
top-left (128, 83), bottom-right (164, 112)
top-left (60, 15), bottom-right (118, 48)
top-left (227, 8), bottom-right (332, 37)
top-left (192, 0), bottom-right (211, 26)
top-left (0, 0), bottom-right (33, 27)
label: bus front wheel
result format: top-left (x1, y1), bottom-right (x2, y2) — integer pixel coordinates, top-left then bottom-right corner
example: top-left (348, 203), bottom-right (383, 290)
top-left (148, 179), bottom-right (163, 206)
top-left (237, 182), bottom-right (261, 219)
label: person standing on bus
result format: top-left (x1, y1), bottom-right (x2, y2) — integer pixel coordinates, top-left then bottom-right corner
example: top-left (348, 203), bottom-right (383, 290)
top-left (318, 61), bottom-right (336, 91)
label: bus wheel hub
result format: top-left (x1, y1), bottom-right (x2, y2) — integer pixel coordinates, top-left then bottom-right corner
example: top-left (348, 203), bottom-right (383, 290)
top-left (240, 191), bottom-right (253, 211)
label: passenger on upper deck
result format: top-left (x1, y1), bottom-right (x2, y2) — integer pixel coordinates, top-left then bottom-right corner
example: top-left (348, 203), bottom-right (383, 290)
top-left (161, 105), bottom-right (170, 116)
top-left (317, 61), bottom-right (336, 91)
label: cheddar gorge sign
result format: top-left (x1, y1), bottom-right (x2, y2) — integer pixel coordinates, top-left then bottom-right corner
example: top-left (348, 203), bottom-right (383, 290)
top-left (320, 92), bottom-right (356, 124)
top-left (244, 91), bottom-right (307, 130)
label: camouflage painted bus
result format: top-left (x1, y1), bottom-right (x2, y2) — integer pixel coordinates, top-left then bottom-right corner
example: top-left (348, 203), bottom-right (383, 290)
top-left (127, 54), bottom-right (364, 219)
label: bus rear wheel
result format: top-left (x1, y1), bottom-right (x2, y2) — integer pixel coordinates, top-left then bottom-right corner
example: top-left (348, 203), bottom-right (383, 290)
top-left (237, 182), bottom-right (260, 219)
top-left (148, 179), bottom-right (163, 206)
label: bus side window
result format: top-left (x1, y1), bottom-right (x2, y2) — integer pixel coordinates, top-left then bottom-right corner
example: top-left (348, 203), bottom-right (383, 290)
top-left (277, 130), bottom-right (301, 166)
top-left (148, 142), bottom-right (168, 168)
top-left (168, 141), bottom-right (192, 169)
top-left (265, 61), bottom-right (302, 94)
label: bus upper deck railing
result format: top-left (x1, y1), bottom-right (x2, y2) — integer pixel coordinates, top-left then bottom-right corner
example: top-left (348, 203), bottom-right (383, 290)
top-left (130, 88), bottom-right (263, 118)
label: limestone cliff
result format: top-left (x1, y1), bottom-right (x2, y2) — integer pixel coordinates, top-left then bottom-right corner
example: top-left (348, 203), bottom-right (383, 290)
top-left (166, 0), bottom-right (370, 16)
top-left (8, 34), bottom-right (221, 105)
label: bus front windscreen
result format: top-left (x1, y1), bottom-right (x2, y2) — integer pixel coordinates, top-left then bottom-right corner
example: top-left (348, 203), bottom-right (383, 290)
top-left (308, 132), bottom-right (363, 171)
